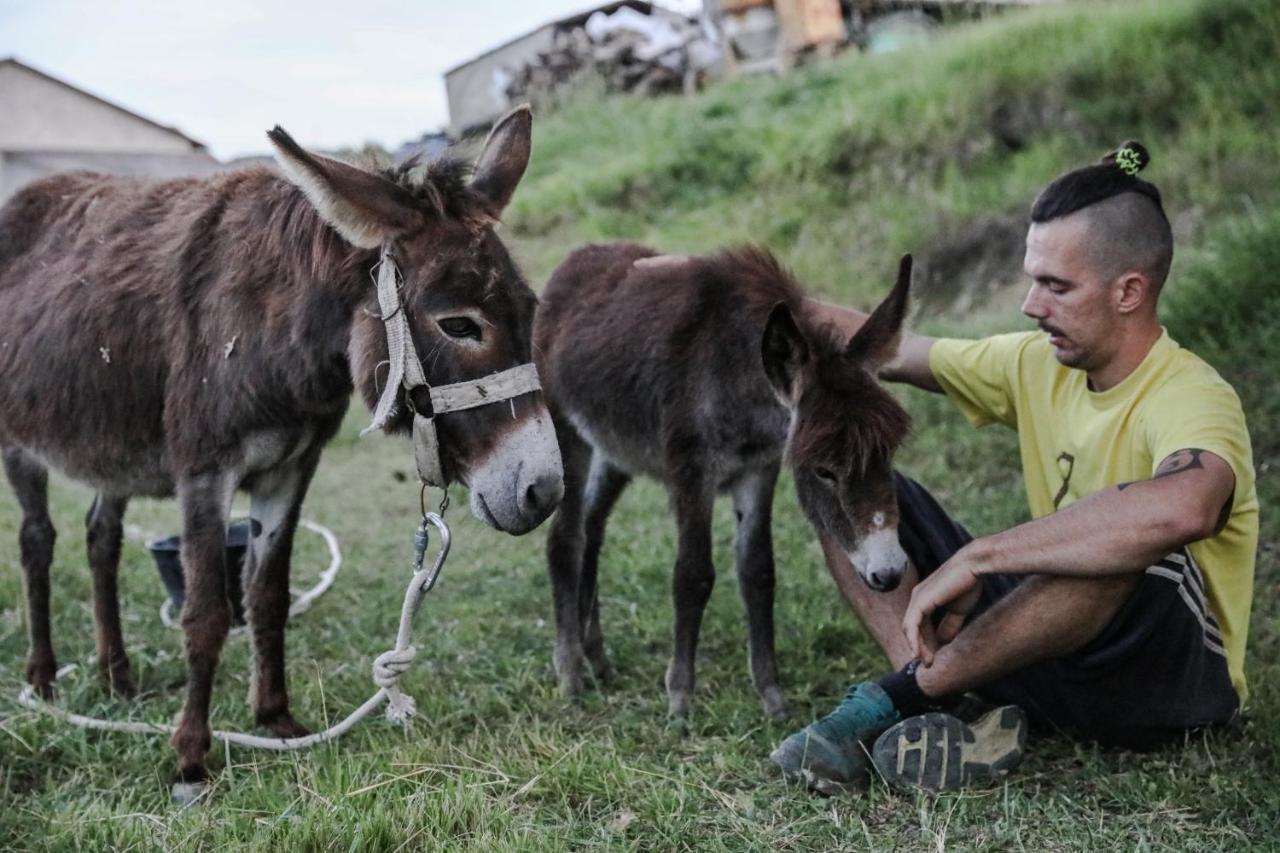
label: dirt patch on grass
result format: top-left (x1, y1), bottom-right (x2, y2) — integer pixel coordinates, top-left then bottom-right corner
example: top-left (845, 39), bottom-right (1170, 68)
top-left (917, 213), bottom-right (1028, 314)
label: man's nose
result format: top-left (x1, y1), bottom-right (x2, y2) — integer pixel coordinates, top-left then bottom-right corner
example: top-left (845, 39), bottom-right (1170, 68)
top-left (1021, 285), bottom-right (1046, 319)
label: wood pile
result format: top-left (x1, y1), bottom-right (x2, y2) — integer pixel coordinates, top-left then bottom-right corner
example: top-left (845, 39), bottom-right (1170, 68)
top-left (503, 7), bottom-right (720, 103)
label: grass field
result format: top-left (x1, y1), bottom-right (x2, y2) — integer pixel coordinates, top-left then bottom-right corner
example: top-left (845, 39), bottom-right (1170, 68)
top-left (2, 0), bottom-right (1277, 849)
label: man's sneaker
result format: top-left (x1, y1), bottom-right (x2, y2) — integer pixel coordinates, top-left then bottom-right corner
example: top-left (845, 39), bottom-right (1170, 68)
top-left (769, 681), bottom-right (901, 795)
top-left (871, 705), bottom-right (1027, 792)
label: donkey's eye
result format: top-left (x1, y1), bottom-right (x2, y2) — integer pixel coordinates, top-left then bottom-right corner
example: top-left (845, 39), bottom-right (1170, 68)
top-left (814, 467), bottom-right (838, 484)
top-left (438, 317), bottom-right (482, 341)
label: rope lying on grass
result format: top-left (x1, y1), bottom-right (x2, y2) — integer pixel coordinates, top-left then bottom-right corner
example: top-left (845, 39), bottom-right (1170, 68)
top-left (16, 513), bottom-right (450, 751)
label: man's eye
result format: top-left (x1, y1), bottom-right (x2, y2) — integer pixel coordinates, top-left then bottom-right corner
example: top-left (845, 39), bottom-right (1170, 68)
top-left (438, 317), bottom-right (482, 340)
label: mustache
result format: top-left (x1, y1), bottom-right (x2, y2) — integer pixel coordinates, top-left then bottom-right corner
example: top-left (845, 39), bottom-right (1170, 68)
top-left (1039, 323), bottom-right (1067, 338)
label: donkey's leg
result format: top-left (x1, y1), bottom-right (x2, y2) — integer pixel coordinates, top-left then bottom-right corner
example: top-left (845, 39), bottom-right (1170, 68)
top-left (731, 464), bottom-right (787, 721)
top-left (244, 451), bottom-right (321, 738)
top-left (2, 448), bottom-right (58, 697)
top-left (579, 453), bottom-right (630, 684)
top-left (85, 493), bottom-right (135, 697)
top-left (546, 420), bottom-right (590, 699)
top-left (170, 472), bottom-right (234, 802)
top-left (664, 464), bottom-right (716, 720)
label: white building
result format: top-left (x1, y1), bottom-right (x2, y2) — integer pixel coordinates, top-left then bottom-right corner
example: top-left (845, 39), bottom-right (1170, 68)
top-left (0, 57), bottom-right (221, 203)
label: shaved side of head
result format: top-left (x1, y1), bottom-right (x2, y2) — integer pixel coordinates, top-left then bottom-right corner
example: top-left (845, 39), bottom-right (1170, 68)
top-left (1081, 191), bottom-right (1174, 291)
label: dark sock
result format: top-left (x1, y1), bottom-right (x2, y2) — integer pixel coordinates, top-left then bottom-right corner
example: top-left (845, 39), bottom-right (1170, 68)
top-left (877, 660), bottom-right (946, 717)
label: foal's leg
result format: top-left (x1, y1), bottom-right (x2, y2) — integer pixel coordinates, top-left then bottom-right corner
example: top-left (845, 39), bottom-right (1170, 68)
top-left (85, 493), bottom-right (136, 697)
top-left (579, 452), bottom-right (630, 683)
top-left (170, 472), bottom-right (234, 801)
top-left (2, 448), bottom-right (57, 697)
top-left (731, 463), bottom-right (787, 720)
top-left (664, 461), bottom-right (716, 720)
top-left (244, 451), bottom-right (321, 738)
top-left (546, 420), bottom-right (590, 699)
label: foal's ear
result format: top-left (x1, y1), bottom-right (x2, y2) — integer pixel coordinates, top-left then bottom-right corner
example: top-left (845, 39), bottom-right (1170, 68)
top-left (845, 254), bottom-right (912, 369)
top-left (267, 126), bottom-right (424, 249)
top-left (470, 104), bottom-right (533, 217)
top-left (762, 302), bottom-right (811, 404)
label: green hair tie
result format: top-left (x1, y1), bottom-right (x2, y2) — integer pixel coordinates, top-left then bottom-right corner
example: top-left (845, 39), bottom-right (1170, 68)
top-left (1115, 147), bottom-right (1142, 177)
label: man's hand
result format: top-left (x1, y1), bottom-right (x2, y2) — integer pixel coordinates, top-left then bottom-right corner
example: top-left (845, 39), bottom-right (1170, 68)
top-left (902, 546), bottom-right (984, 665)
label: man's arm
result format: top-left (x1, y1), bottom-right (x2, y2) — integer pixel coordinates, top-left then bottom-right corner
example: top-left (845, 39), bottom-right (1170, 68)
top-left (803, 298), bottom-right (941, 391)
top-left (901, 448), bottom-right (1237, 664)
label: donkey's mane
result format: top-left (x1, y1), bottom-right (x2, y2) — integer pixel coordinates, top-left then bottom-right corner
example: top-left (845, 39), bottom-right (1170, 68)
top-left (708, 244), bottom-right (804, 301)
top-left (380, 155), bottom-right (488, 222)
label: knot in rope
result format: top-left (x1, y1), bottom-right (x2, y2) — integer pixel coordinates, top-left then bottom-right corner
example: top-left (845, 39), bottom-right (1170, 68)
top-left (373, 646), bottom-right (418, 724)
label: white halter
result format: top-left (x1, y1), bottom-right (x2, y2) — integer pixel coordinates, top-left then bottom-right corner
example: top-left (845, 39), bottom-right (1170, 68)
top-left (362, 245), bottom-right (543, 488)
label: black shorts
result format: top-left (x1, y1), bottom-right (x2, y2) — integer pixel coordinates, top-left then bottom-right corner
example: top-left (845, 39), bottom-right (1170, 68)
top-left (895, 473), bottom-right (1240, 750)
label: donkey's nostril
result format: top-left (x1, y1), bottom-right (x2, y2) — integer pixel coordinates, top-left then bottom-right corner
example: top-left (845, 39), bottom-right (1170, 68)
top-left (870, 571), bottom-right (885, 588)
top-left (523, 473), bottom-right (564, 516)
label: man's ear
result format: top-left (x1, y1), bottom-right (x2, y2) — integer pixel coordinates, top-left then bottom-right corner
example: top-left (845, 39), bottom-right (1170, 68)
top-left (845, 254), bottom-right (912, 370)
top-left (268, 126), bottom-right (425, 248)
top-left (762, 302), bottom-right (811, 404)
top-left (470, 104), bottom-right (533, 217)
top-left (1113, 271), bottom-right (1150, 315)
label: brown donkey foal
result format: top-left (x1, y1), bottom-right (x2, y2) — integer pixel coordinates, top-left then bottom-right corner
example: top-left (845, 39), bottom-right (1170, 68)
top-left (0, 107), bottom-right (562, 802)
top-left (535, 244), bottom-right (912, 720)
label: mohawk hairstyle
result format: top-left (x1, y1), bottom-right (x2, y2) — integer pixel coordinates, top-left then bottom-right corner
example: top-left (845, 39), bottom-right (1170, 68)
top-left (1031, 140), bottom-right (1167, 225)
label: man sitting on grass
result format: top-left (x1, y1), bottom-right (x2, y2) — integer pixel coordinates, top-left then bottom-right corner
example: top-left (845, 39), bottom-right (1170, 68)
top-left (771, 141), bottom-right (1259, 794)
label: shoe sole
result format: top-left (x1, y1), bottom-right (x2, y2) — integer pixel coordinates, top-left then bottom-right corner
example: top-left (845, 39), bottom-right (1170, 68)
top-left (872, 705), bottom-right (1026, 792)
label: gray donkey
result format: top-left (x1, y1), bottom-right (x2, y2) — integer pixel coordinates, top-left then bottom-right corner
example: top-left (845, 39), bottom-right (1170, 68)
top-left (534, 244), bottom-right (912, 720)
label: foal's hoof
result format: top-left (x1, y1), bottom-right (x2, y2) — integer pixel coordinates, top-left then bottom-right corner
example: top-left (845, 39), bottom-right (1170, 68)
top-left (171, 780), bottom-right (211, 807)
top-left (587, 654), bottom-right (615, 686)
top-left (761, 687), bottom-right (789, 722)
top-left (555, 660), bottom-right (585, 701)
top-left (667, 691), bottom-right (693, 723)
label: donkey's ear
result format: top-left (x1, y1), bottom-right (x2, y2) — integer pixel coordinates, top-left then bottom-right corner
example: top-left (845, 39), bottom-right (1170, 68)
top-left (762, 302), bottom-right (811, 404)
top-left (470, 104), bottom-right (532, 216)
top-left (845, 254), bottom-right (912, 369)
top-left (267, 126), bottom-right (424, 249)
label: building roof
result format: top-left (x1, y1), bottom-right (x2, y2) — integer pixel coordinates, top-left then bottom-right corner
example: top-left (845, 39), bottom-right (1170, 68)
top-left (0, 57), bottom-right (208, 151)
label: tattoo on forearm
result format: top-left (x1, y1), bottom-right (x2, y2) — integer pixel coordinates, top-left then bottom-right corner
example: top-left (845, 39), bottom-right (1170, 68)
top-left (1155, 448), bottom-right (1206, 480)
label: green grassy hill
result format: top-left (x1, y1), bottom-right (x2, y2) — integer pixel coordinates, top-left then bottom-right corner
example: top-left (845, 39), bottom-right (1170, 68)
top-left (508, 0), bottom-right (1279, 321)
top-left (1, 0), bottom-right (1276, 848)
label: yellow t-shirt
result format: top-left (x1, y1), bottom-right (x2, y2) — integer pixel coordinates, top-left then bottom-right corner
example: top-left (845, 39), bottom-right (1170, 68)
top-left (929, 329), bottom-right (1259, 701)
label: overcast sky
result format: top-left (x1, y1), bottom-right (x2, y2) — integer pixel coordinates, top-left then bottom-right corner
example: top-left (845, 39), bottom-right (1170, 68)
top-left (0, 0), bottom-right (699, 160)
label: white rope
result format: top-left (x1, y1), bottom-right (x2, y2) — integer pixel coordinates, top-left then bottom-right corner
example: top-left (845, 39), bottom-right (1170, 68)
top-left (16, 513), bottom-right (450, 752)
top-left (158, 519), bottom-right (342, 633)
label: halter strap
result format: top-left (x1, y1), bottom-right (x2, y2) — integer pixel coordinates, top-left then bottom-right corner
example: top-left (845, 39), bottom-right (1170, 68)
top-left (363, 245), bottom-right (543, 488)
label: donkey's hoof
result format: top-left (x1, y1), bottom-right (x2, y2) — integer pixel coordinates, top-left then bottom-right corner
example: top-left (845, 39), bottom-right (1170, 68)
top-left (558, 673), bottom-right (584, 702)
top-left (171, 780), bottom-right (211, 807)
top-left (171, 764), bottom-right (212, 807)
top-left (102, 666), bottom-right (138, 699)
top-left (667, 690), bottom-right (693, 721)
top-left (26, 660), bottom-right (58, 699)
top-left (555, 653), bottom-right (585, 700)
top-left (761, 687), bottom-right (789, 721)
top-left (587, 654), bottom-right (615, 686)
top-left (258, 709), bottom-right (312, 739)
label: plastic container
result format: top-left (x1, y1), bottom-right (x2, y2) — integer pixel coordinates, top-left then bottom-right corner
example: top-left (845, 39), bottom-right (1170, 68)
top-left (148, 519), bottom-right (252, 625)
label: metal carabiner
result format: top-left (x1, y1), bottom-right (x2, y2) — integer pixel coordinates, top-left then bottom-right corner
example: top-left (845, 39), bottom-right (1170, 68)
top-left (410, 511), bottom-right (451, 594)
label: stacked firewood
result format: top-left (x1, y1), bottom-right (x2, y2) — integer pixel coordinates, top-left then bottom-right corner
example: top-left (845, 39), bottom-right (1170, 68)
top-left (504, 7), bottom-right (720, 104)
